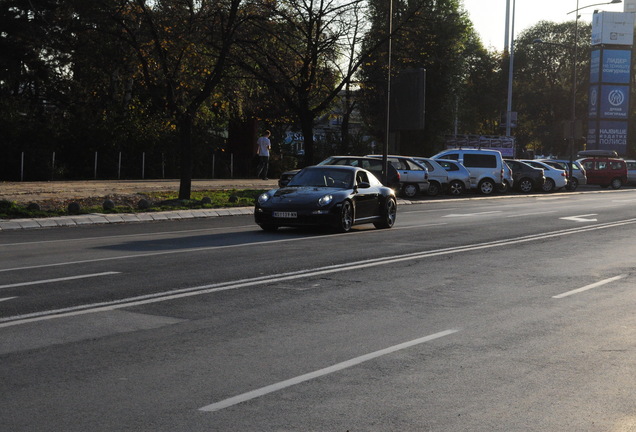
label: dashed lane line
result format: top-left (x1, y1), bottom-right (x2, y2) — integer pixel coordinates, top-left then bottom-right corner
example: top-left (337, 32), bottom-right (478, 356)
top-left (198, 329), bottom-right (459, 413)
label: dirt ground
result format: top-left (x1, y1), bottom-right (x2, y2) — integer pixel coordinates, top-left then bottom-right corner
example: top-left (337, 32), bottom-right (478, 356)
top-left (0, 179), bottom-right (277, 209)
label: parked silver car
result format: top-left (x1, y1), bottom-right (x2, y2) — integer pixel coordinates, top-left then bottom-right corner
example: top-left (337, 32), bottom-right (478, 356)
top-left (434, 159), bottom-right (471, 196)
top-left (366, 155), bottom-right (429, 198)
top-left (411, 157), bottom-right (449, 196)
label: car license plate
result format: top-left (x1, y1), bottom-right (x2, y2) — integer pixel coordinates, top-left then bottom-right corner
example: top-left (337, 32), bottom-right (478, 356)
top-left (273, 211), bottom-right (297, 218)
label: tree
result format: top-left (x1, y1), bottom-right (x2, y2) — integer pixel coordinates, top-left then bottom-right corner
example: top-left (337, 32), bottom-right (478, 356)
top-left (236, 0), bottom-right (380, 165)
top-left (512, 20), bottom-right (592, 156)
top-left (102, 0), bottom-right (246, 198)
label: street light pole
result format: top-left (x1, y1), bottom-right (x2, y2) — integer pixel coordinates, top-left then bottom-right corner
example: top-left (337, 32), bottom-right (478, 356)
top-left (383, 0), bottom-right (393, 185)
top-left (505, 0), bottom-right (516, 139)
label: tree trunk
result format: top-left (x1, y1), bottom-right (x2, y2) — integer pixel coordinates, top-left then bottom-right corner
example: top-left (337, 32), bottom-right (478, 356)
top-left (178, 113), bottom-right (193, 200)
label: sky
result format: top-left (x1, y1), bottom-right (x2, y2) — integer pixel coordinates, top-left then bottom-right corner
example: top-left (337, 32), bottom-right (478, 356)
top-left (461, 0), bottom-right (628, 51)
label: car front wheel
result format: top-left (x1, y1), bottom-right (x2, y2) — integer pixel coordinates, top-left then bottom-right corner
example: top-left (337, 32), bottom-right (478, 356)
top-left (567, 177), bottom-right (579, 191)
top-left (335, 200), bottom-right (354, 233)
top-left (374, 197), bottom-right (397, 229)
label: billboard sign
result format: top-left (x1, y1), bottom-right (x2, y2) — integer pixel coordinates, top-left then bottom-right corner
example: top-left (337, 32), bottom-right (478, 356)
top-left (601, 49), bottom-right (632, 83)
top-left (600, 85), bottom-right (630, 118)
top-left (591, 12), bottom-right (635, 46)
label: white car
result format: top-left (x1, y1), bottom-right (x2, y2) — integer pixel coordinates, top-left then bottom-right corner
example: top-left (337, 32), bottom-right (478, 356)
top-left (521, 160), bottom-right (568, 192)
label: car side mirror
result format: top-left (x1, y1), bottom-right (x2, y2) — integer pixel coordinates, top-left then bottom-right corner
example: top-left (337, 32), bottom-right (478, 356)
top-left (357, 182), bottom-right (371, 189)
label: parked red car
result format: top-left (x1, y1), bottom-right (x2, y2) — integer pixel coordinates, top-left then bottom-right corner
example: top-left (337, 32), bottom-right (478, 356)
top-left (578, 150), bottom-right (627, 189)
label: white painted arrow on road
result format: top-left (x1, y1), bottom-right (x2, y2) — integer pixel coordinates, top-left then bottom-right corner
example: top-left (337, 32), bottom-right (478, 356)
top-left (560, 214), bottom-right (598, 222)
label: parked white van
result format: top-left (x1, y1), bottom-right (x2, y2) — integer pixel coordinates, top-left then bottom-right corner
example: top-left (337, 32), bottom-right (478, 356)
top-left (431, 149), bottom-right (506, 195)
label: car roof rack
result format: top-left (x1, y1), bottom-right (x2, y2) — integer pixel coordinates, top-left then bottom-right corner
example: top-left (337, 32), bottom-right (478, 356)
top-left (577, 150), bottom-right (619, 158)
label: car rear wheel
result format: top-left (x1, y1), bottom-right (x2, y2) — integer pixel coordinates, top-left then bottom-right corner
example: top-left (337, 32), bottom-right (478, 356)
top-left (518, 178), bottom-right (533, 193)
top-left (448, 180), bottom-right (465, 196)
top-left (374, 197), bottom-right (397, 229)
top-left (426, 181), bottom-right (441, 196)
top-left (478, 179), bottom-right (495, 195)
top-left (542, 178), bottom-right (555, 192)
top-left (611, 177), bottom-right (623, 189)
top-left (335, 200), bottom-right (354, 233)
top-left (402, 183), bottom-right (419, 198)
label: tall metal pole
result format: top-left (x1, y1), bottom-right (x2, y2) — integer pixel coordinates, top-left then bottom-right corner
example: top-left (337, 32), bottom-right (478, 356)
top-left (383, 0), bottom-right (393, 185)
top-left (505, 0), bottom-right (516, 138)
top-left (569, 0), bottom-right (580, 184)
top-left (504, 0), bottom-right (511, 53)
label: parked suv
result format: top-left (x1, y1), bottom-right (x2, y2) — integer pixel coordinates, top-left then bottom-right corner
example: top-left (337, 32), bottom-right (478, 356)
top-left (504, 159), bottom-right (545, 193)
top-left (366, 155), bottom-right (430, 198)
top-left (431, 149), bottom-right (505, 195)
top-left (278, 156), bottom-right (401, 190)
top-left (578, 156), bottom-right (627, 189)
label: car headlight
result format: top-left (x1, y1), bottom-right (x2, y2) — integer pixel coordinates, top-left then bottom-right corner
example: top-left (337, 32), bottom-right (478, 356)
top-left (258, 193), bottom-right (271, 205)
top-left (318, 194), bottom-right (333, 206)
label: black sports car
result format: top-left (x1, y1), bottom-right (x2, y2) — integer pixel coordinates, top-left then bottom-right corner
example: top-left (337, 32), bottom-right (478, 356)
top-left (255, 165), bottom-right (397, 232)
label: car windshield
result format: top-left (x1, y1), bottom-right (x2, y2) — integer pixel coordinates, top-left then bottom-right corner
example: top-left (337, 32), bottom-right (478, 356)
top-left (287, 168), bottom-right (353, 189)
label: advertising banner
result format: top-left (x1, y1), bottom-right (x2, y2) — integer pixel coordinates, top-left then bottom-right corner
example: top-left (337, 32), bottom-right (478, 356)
top-left (591, 12), bottom-right (635, 46)
top-left (597, 120), bottom-right (628, 153)
top-left (599, 85), bottom-right (630, 118)
top-left (601, 49), bottom-right (632, 83)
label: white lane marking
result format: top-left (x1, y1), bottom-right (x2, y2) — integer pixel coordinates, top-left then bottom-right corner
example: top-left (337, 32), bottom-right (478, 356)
top-left (0, 223), bottom-right (421, 274)
top-left (4, 219), bottom-right (636, 328)
top-left (507, 211), bottom-right (557, 218)
top-left (553, 275), bottom-right (628, 299)
top-left (394, 222), bottom-right (447, 230)
top-left (442, 211), bottom-right (502, 218)
top-left (0, 297), bottom-right (17, 303)
top-left (0, 272), bottom-right (121, 289)
top-left (198, 329), bottom-right (459, 413)
top-left (560, 214), bottom-right (598, 222)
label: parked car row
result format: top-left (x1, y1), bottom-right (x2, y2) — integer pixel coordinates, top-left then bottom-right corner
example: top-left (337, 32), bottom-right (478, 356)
top-left (277, 149), bottom-right (633, 201)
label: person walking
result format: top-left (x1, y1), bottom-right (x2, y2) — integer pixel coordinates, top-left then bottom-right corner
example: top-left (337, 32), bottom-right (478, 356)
top-left (256, 130), bottom-right (271, 180)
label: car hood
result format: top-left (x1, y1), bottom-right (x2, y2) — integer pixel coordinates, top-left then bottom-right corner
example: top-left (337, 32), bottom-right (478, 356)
top-left (268, 187), bottom-right (346, 204)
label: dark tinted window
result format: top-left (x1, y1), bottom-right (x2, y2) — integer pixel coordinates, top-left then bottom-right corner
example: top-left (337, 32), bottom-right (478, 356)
top-left (463, 154), bottom-right (497, 168)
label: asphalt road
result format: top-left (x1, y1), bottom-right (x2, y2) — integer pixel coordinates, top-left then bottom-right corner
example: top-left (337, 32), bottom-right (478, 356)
top-left (2, 189), bottom-right (636, 431)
